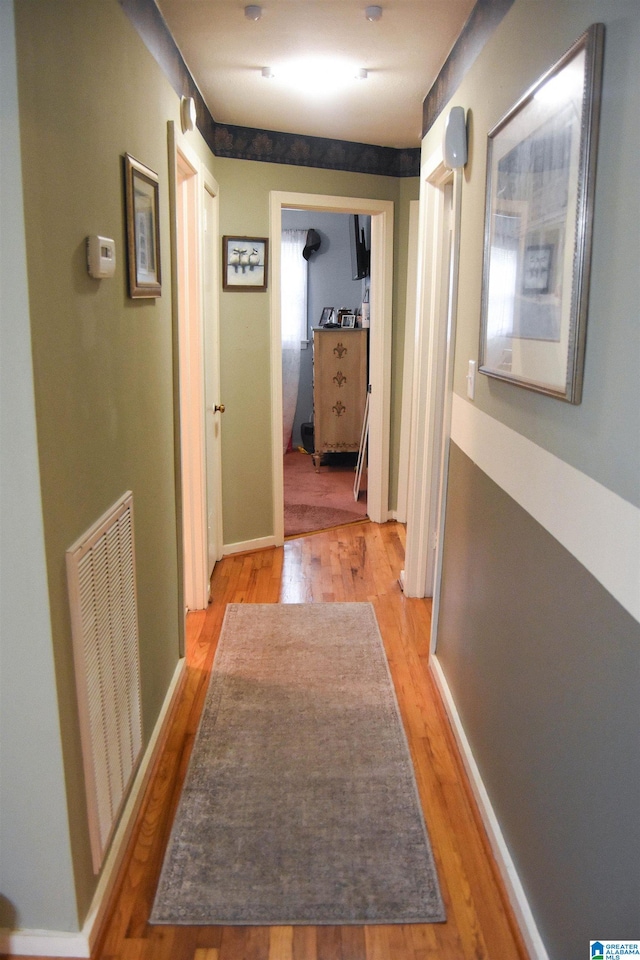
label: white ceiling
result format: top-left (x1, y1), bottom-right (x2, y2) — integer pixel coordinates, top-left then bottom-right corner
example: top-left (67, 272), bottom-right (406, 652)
top-left (156, 0), bottom-right (476, 148)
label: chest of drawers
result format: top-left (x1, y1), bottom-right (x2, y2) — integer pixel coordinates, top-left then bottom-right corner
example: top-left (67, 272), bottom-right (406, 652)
top-left (312, 328), bottom-right (368, 470)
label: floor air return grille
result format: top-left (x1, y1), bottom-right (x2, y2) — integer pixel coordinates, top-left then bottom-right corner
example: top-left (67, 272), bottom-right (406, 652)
top-left (66, 492), bottom-right (143, 873)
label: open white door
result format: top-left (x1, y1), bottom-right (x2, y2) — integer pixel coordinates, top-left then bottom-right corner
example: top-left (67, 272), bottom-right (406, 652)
top-left (203, 173), bottom-right (223, 575)
top-left (170, 123), bottom-right (223, 612)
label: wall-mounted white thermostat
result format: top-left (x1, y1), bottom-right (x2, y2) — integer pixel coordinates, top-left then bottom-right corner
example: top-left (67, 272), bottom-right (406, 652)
top-left (86, 235), bottom-right (116, 279)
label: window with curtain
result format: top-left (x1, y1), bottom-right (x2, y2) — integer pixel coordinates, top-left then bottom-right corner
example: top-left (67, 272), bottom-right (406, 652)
top-left (281, 229), bottom-right (308, 454)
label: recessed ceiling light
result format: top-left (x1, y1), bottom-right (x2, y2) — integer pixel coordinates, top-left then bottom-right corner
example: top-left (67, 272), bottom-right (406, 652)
top-left (244, 5), bottom-right (262, 21)
top-left (365, 5), bottom-right (382, 21)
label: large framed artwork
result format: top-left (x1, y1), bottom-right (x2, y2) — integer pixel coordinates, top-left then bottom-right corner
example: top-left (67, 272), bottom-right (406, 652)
top-left (479, 24), bottom-right (604, 403)
top-left (124, 154), bottom-right (161, 298)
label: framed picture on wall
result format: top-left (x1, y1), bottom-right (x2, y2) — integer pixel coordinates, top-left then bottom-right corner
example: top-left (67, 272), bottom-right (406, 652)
top-left (222, 236), bottom-right (268, 291)
top-left (478, 23), bottom-right (604, 403)
top-left (124, 154), bottom-right (161, 298)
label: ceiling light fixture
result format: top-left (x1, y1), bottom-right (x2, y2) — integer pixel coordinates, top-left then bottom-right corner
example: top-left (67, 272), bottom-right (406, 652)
top-left (259, 58), bottom-right (369, 93)
top-left (365, 5), bottom-right (382, 21)
top-left (244, 5), bottom-right (262, 21)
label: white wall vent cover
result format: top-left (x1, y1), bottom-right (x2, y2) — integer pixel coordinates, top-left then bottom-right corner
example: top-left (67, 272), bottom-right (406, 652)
top-left (66, 491), bottom-right (143, 873)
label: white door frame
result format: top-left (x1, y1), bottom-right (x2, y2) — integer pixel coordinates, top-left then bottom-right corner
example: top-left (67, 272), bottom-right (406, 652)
top-left (176, 142), bottom-right (208, 611)
top-left (395, 199), bottom-right (420, 523)
top-left (269, 192), bottom-right (394, 545)
top-left (169, 123), bottom-right (222, 612)
top-left (403, 147), bottom-right (462, 609)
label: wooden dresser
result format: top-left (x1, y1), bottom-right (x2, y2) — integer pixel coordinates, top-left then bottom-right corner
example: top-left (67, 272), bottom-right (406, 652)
top-left (312, 328), bottom-right (368, 470)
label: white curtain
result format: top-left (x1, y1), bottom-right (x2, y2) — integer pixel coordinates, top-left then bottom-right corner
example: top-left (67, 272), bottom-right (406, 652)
top-left (281, 229), bottom-right (308, 454)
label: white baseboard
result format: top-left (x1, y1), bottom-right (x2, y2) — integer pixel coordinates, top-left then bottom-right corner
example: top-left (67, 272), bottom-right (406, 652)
top-left (0, 930), bottom-right (91, 959)
top-left (0, 657), bottom-right (187, 958)
top-left (223, 534), bottom-right (276, 556)
top-left (429, 655), bottom-right (550, 960)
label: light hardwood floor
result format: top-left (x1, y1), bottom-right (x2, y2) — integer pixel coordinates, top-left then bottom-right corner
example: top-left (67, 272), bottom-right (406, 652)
top-left (23, 522), bottom-right (530, 960)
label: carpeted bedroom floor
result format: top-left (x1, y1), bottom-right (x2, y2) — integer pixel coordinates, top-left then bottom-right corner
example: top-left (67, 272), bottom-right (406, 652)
top-left (283, 449), bottom-right (367, 537)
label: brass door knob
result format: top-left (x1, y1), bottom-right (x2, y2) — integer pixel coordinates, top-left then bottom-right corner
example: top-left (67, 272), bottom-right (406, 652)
top-left (214, 403), bottom-right (226, 413)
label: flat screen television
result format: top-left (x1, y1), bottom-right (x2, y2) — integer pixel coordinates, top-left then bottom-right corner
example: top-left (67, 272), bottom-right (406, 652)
top-left (350, 214), bottom-right (370, 280)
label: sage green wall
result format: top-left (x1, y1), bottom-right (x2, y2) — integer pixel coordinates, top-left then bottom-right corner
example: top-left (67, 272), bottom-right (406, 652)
top-left (9, 0), bottom-right (419, 926)
top-left (425, 1), bottom-right (640, 956)
top-left (13, 0), bottom-right (217, 928)
top-left (0, 0), bottom-right (78, 932)
top-left (214, 157), bottom-right (418, 545)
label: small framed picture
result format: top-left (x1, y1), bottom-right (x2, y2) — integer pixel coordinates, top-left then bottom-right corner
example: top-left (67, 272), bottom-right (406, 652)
top-left (222, 236), bottom-right (268, 291)
top-left (522, 244), bottom-right (554, 295)
top-left (124, 154), bottom-right (161, 298)
top-left (319, 307), bottom-right (335, 326)
top-left (341, 313), bottom-right (356, 328)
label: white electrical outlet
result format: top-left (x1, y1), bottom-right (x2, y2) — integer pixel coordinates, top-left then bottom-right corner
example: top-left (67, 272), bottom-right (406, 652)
top-left (467, 359), bottom-right (477, 400)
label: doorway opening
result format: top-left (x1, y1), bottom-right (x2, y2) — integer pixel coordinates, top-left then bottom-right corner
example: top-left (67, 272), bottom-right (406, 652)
top-left (280, 209), bottom-right (370, 538)
top-left (270, 191), bottom-right (394, 547)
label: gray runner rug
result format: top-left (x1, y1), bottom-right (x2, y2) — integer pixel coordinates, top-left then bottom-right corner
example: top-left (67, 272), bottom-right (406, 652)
top-left (151, 602), bottom-right (446, 925)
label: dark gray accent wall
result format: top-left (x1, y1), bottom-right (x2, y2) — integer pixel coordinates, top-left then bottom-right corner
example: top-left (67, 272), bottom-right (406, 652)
top-left (437, 443), bottom-right (640, 959)
top-left (281, 210), bottom-right (368, 448)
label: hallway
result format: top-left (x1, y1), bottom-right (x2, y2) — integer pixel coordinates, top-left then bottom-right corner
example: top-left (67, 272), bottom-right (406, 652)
top-left (89, 522), bottom-right (528, 960)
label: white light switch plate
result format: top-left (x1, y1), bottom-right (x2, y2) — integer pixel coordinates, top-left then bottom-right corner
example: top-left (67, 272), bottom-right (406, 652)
top-left (467, 360), bottom-right (477, 400)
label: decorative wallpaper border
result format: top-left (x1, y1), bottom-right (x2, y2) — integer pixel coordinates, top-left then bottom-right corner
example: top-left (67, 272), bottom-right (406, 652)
top-left (422, 0), bottom-right (515, 135)
top-left (120, 0), bottom-right (513, 175)
top-left (212, 123), bottom-right (419, 178)
top-left (119, 0), bottom-right (419, 177)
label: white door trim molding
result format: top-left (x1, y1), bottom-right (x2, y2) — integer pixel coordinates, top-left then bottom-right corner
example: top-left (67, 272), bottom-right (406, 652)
top-left (175, 140), bottom-right (208, 610)
top-left (202, 168), bottom-right (224, 572)
top-left (269, 192), bottom-right (394, 545)
top-left (404, 148), bottom-right (461, 601)
top-left (396, 200), bottom-right (420, 523)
